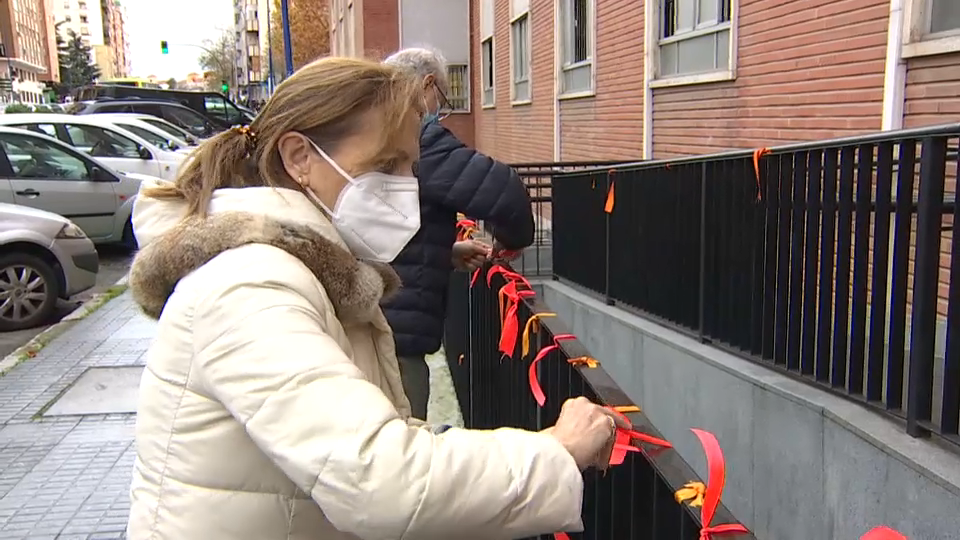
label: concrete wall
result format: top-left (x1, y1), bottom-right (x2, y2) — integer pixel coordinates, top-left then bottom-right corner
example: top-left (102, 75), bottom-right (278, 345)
top-left (537, 279), bottom-right (960, 540)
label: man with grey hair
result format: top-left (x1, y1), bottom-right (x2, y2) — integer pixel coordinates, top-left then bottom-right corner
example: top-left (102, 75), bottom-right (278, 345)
top-left (383, 47), bottom-right (535, 420)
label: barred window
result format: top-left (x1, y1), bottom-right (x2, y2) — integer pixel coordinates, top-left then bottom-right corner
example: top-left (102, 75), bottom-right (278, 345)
top-left (446, 64), bottom-right (469, 112)
top-left (559, 0), bottom-right (593, 95)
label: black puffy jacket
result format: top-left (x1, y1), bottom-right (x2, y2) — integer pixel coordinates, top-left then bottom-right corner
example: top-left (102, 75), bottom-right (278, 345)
top-left (381, 122), bottom-right (535, 357)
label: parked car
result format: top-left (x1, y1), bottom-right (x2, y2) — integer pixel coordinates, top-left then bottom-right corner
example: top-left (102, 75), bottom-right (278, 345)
top-left (0, 126), bottom-right (146, 246)
top-left (72, 85), bottom-right (254, 127)
top-left (0, 202), bottom-right (98, 331)
top-left (97, 113), bottom-right (203, 147)
top-left (91, 114), bottom-right (194, 153)
top-left (67, 99), bottom-right (222, 138)
top-left (0, 114), bottom-right (186, 180)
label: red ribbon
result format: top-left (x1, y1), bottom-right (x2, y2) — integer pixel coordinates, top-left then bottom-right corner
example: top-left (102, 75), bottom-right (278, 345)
top-left (528, 334), bottom-right (577, 406)
top-left (688, 428), bottom-right (750, 539)
top-left (553, 534), bottom-right (571, 540)
top-left (861, 527), bottom-right (907, 540)
top-left (499, 290), bottom-right (535, 357)
top-left (605, 406), bottom-right (673, 466)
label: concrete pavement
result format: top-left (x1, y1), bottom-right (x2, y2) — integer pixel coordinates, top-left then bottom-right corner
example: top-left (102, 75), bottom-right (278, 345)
top-left (0, 290), bottom-right (461, 539)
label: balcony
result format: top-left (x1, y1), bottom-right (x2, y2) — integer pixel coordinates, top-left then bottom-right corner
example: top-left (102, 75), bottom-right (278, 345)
top-left (444, 124), bottom-right (960, 538)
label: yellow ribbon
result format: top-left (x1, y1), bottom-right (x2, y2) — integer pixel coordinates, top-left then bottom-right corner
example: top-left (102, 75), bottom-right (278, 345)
top-left (567, 356), bottom-right (600, 368)
top-left (521, 313), bottom-right (557, 356)
top-left (675, 482), bottom-right (706, 507)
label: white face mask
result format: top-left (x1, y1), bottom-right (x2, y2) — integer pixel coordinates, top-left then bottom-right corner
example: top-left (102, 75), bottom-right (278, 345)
top-left (302, 138), bottom-right (421, 263)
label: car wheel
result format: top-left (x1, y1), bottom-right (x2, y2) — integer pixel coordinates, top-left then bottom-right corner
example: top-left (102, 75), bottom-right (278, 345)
top-left (121, 218), bottom-right (138, 252)
top-left (0, 252), bottom-right (60, 332)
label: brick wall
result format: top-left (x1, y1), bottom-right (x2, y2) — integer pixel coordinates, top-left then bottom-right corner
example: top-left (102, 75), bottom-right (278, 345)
top-left (474, 0), bottom-right (556, 163)
top-left (559, 0), bottom-right (644, 161)
top-left (903, 51), bottom-right (960, 128)
top-left (652, 0), bottom-right (888, 158)
top-left (361, 0), bottom-right (399, 59)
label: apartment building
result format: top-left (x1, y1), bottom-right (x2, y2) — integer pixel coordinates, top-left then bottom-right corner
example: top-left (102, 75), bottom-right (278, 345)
top-left (98, 0), bottom-right (129, 79)
top-left (234, 0), bottom-right (269, 101)
top-left (54, 0), bottom-right (103, 48)
top-left (0, 0), bottom-right (59, 103)
top-left (330, 0), bottom-right (475, 145)
top-left (469, 0), bottom-right (960, 163)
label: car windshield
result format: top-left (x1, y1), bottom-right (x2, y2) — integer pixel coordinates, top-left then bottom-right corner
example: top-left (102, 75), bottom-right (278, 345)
top-left (117, 124), bottom-right (180, 151)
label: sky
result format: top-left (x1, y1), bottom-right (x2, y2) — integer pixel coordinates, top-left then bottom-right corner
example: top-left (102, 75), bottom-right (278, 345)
top-left (125, 0), bottom-right (235, 80)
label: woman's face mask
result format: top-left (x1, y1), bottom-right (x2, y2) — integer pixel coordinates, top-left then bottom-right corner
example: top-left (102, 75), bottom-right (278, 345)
top-left (302, 138), bottom-right (421, 263)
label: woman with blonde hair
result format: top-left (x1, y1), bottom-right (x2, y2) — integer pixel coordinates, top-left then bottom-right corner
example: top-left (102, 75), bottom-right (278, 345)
top-left (126, 56), bottom-right (623, 540)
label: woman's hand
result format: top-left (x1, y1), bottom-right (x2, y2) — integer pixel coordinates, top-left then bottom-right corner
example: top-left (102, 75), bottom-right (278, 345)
top-left (545, 397), bottom-right (630, 470)
top-left (452, 239), bottom-right (490, 272)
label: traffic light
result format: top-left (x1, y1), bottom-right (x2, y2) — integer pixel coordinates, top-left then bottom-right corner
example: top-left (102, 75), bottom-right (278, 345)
top-left (220, 81), bottom-right (228, 94)
top-left (160, 41), bottom-right (168, 55)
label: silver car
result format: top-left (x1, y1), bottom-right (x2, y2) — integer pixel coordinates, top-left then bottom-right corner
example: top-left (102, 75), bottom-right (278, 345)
top-left (0, 202), bottom-right (98, 331)
top-left (0, 126), bottom-right (145, 247)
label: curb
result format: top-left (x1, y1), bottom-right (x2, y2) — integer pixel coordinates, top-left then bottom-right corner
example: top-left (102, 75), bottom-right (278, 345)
top-left (0, 275), bottom-right (130, 377)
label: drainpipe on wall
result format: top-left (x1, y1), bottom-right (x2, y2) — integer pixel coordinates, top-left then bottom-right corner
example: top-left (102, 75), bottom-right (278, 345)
top-left (553, 4), bottom-right (561, 162)
top-left (881, 0), bottom-right (907, 131)
top-left (882, 0), bottom-right (907, 336)
top-left (641, 0), bottom-right (654, 159)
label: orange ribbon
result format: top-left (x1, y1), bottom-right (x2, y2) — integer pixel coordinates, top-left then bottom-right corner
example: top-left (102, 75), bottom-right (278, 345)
top-left (457, 353), bottom-right (464, 365)
top-left (752, 148), bottom-right (771, 202)
top-left (676, 429), bottom-right (750, 539)
top-left (862, 527), bottom-right (907, 540)
top-left (528, 334), bottom-right (577, 406)
top-left (604, 171), bottom-right (616, 214)
top-left (521, 313), bottom-right (557, 357)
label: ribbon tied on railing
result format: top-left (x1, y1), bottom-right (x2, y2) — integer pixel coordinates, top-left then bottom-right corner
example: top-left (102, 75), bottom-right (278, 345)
top-left (674, 429), bottom-right (750, 539)
top-left (521, 312), bottom-right (557, 357)
top-left (605, 405), bottom-right (673, 466)
top-left (489, 266), bottom-right (535, 358)
top-left (528, 334), bottom-right (577, 405)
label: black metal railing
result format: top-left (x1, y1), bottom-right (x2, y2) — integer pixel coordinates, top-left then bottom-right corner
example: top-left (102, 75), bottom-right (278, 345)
top-left (550, 123), bottom-right (960, 450)
top-left (443, 268), bottom-right (755, 540)
top-left (503, 161), bottom-right (637, 277)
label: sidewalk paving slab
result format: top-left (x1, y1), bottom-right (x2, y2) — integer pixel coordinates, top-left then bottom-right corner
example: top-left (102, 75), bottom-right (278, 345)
top-left (0, 291), bottom-right (461, 539)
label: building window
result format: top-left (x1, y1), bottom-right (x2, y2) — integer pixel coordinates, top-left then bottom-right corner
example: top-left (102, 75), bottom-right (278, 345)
top-left (558, 0), bottom-right (593, 95)
top-left (481, 37), bottom-right (494, 107)
top-left (903, 0), bottom-right (960, 57)
top-left (930, 0), bottom-right (960, 34)
top-left (78, 1), bottom-right (86, 8)
top-left (446, 64), bottom-right (469, 112)
top-left (81, 26), bottom-right (89, 35)
top-left (658, 0), bottom-right (733, 79)
top-left (64, 15), bottom-right (71, 22)
top-left (511, 12), bottom-right (531, 103)
top-left (79, 15), bottom-right (87, 23)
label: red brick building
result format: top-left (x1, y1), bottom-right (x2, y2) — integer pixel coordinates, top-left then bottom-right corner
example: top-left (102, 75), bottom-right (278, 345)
top-left (329, 0), bottom-right (476, 146)
top-left (471, 0), bottom-right (960, 162)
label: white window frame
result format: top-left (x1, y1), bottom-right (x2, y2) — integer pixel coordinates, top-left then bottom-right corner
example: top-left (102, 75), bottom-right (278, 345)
top-left (652, 0), bottom-right (738, 88)
top-left (446, 63), bottom-right (471, 113)
top-left (903, 0), bottom-right (960, 58)
top-left (557, 0), bottom-right (596, 99)
top-left (481, 37), bottom-right (495, 108)
top-left (510, 11), bottom-right (532, 105)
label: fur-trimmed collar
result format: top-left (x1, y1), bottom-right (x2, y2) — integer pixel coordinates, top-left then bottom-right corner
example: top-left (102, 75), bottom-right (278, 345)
top-left (129, 211), bottom-right (401, 323)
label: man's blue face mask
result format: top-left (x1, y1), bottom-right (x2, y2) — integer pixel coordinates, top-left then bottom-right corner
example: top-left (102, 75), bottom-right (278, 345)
top-left (422, 81), bottom-right (450, 126)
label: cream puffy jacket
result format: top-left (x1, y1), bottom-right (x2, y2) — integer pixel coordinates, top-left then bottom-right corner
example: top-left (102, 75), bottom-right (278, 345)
top-left (125, 180), bottom-right (584, 540)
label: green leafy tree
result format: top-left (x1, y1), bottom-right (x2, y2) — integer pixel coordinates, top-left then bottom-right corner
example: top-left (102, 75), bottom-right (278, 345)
top-left (166, 77), bottom-right (178, 89)
top-left (57, 27), bottom-right (100, 97)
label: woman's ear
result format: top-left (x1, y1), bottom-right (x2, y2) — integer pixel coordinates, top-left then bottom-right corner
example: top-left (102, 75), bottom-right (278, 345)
top-left (277, 132), bottom-right (313, 181)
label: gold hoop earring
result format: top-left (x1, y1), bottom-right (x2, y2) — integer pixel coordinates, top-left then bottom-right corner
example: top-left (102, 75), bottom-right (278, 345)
top-left (297, 175), bottom-right (306, 186)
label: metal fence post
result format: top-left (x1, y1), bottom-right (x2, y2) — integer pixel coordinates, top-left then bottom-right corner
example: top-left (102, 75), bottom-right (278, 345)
top-left (605, 172), bottom-right (614, 306)
top-left (698, 161), bottom-right (708, 341)
top-left (906, 135), bottom-right (947, 437)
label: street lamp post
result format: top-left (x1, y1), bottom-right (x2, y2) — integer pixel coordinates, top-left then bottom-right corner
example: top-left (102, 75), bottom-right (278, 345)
top-left (280, 0), bottom-right (294, 77)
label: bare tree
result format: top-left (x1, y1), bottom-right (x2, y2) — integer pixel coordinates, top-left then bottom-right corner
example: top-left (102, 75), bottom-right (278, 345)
top-left (198, 30), bottom-right (235, 92)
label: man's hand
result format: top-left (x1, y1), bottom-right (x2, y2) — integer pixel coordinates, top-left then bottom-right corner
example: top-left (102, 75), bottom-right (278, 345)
top-left (452, 240), bottom-right (490, 272)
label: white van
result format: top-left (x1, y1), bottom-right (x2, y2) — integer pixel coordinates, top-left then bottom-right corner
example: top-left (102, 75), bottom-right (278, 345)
top-left (0, 114), bottom-right (185, 180)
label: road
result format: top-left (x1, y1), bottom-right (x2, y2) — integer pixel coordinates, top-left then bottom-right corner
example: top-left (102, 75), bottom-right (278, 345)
top-left (0, 245), bottom-right (134, 358)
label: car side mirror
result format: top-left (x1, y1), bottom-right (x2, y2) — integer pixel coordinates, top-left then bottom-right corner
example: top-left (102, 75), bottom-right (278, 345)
top-left (138, 146), bottom-right (152, 160)
top-left (91, 166), bottom-right (116, 182)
